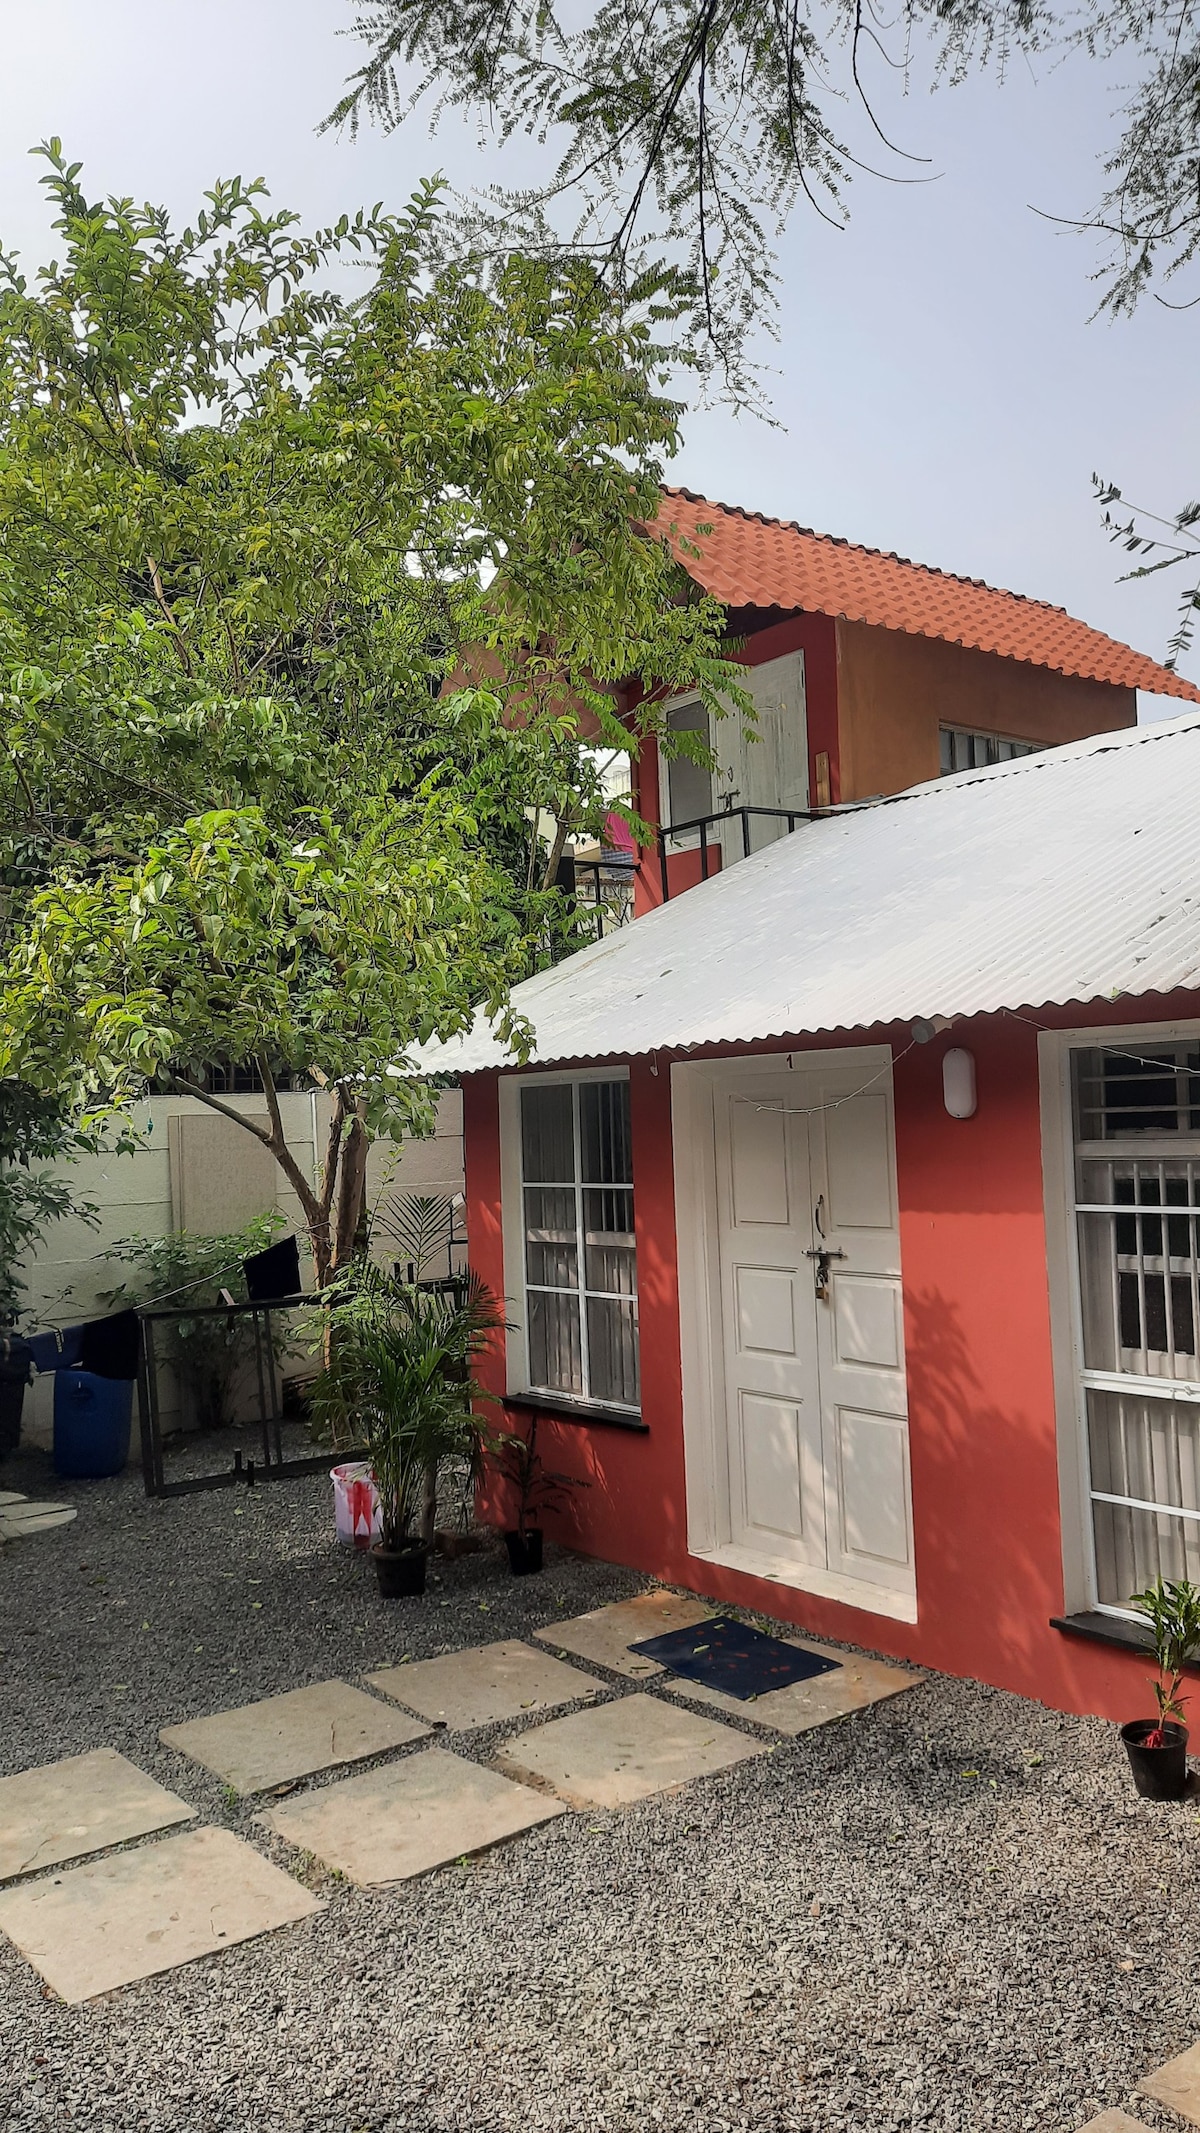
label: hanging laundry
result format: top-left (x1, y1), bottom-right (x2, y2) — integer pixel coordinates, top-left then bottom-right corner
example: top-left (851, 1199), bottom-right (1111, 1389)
top-left (243, 1236), bottom-right (302, 1302)
top-left (26, 1326), bottom-right (85, 1374)
top-left (78, 1310), bottom-right (140, 1382)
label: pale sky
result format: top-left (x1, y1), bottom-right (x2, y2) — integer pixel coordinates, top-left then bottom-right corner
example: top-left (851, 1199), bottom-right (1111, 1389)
top-left (3, 1), bottom-right (1196, 705)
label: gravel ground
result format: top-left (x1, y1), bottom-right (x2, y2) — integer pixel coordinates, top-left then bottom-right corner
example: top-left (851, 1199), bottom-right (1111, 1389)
top-left (2, 1445), bottom-right (1200, 2133)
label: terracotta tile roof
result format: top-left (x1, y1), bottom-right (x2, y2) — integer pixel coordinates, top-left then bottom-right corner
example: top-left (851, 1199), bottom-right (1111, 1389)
top-left (658, 487), bottom-right (1200, 701)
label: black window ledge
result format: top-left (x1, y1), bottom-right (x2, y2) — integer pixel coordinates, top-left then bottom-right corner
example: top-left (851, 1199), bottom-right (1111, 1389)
top-left (503, 1390), bottom-right (648, 1433)
top-left (1051, 1610), bottom-right (1157, 1657)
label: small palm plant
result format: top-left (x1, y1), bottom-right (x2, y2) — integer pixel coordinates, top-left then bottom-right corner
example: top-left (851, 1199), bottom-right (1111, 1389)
top-left (311, 1254), bottom-right (505, 1582)
top-left (1131, 1575), bottom-right (1200, 1745)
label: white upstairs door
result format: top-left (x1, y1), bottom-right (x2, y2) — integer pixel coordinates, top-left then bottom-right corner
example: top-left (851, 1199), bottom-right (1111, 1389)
top-left (712, 1076), bottom-right (826, 1568)
top-left (704, 1051), bottom-right (914, 1608)
top-left (805, 1061), bottom-right (914, 1598)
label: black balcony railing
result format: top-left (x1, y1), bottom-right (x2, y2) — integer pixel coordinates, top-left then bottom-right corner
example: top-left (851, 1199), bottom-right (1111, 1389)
top-left (561, 855), bottom-right (635, 940)
top-left (656, 805), bottom-right (813, 902)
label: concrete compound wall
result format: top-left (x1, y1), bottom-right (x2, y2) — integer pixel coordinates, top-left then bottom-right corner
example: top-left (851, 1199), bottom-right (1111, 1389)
top-left (17, 1087), bottom-right (464, 1452)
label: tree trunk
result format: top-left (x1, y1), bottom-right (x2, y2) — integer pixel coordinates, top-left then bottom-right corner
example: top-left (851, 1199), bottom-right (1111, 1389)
top-left (332, 1103), bottom-right (370, 1271)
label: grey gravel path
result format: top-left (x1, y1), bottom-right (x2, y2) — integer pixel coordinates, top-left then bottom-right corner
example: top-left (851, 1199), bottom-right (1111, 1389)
top-left (2, 1444), bottom-right (1199, 2133)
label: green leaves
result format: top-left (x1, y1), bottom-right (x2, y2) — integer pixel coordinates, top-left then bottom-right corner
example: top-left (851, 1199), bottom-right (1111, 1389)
top-left (0, 152), bottom-right (738, 1271)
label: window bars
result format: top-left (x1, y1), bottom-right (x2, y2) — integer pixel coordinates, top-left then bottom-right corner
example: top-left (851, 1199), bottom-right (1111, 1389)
top-left (939, 726), bottom-right (1038, 775)
top-left (1073, 1045), bottom-right (1200, 1605)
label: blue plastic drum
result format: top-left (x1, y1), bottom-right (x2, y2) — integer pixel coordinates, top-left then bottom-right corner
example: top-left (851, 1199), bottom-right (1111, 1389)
top-left (53, 1370), bottom-right (134, 1478)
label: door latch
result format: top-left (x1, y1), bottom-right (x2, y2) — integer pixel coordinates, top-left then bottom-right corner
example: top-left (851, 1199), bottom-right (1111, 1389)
top-left (804, 1246), bottom-right (846, 1301)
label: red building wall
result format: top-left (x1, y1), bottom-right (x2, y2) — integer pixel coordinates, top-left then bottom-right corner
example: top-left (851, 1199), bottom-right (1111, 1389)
top-left (462, 999), bottom-right (1200, 1723)
top-left (632, 612), bottom-right (840, 916)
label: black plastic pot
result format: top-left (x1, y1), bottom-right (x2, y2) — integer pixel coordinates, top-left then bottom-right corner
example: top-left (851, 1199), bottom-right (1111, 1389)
top-left (504, 1528), bottom-right (544, 1576)
top-left (1120, 1718), bottom-right (1190, 1800)
top-left (371, 1542), bottom-right (427, 1598)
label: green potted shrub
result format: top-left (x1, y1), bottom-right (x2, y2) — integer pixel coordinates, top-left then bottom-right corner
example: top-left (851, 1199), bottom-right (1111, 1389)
top-left (488, 1410), bottom-right (589, 1576)
top-left (313, 1260), bottom-right (504, 1597)
top-left (1120, 1575), bottom-right (1200, 1800)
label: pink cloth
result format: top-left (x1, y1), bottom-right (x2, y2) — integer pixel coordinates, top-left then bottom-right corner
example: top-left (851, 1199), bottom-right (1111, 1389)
top-left (603, 809), bottom-right (635, 854)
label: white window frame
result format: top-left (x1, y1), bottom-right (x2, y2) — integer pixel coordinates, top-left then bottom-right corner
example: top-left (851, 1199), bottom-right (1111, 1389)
top-left (939, 725), bottom-right (1038, 775)
top-left (1041, 1016), bottom-right (1200, 1620)
top-left (498, 1065), bottom-right (640, 1414)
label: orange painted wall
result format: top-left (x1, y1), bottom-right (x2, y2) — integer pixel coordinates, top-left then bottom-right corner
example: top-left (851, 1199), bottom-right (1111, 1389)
top-left (834, 619), bottom-right (1136, 801)
top-left (463, 991), bottom-right (1200, 1723)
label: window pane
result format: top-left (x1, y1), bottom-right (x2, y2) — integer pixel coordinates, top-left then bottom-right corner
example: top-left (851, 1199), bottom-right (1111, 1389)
top-left (1074, 1046), bottom-right (1200, 1139)
top-left (528, 1291), bottom-right (583, 1395)
top-left (1078, 1158), bottom-right (1200, 1383)
top-left (583, 1187), bottom-right (636, 1293)
top-left (939, 729), bottom-right (954, 775)
top-left (524, 1186), bottom-right (578, 1289)
top-left (587, 1296), bottom-right (640, 1406)
top-left (521, 1083), bottom-right (575, 1182)
top-left (665, 700), bottom-right (712, 828)
top-left (581, 1081), bottom-right (632, 1185)
top-left (1088, 1388), bottom-right (1200, 1602)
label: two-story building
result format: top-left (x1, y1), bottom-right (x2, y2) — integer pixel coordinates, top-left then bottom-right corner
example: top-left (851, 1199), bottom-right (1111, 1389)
top-left (629, 489), bottom-right (1188, 908)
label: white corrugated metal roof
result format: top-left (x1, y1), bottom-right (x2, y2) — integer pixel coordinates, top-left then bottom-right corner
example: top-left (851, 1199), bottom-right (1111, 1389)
top-left (412, 713), bottom-right (1200, 1074)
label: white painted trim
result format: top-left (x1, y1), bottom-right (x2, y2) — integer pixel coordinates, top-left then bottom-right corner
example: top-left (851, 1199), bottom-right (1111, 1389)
top-left (671, 1044), bottom-right (911, 1626)
top-left (690, 1542), bottom-right (919, 1625)
top-left (1039, 1012), bottom-right (1200, 1617)
top-left (498, 1065), bottom-right (633, 1405)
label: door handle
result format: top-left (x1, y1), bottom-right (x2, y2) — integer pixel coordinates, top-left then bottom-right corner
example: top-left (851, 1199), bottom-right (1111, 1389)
top-left (804, 1246), bottom-right (846, 1301)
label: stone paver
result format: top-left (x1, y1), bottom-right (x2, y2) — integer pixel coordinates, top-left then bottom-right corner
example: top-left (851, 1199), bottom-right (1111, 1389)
top-left (1141, 2043), bottom-right (1200, 2126)
top-left (533, 1591), bottom-right (713, 1678)
top-left (160, 1679), bottom-right (430, 1796)
top-left (1076, 2115), bottom-right (1151, 2132)
top-left (497, 1691), bottom-right (766, 1809)
top-left (260, 1745), bottom-right (566, 1885)
top-left (0, 1826), bottom-right (322, 2002)
top-left (367, 1639), bottom-right (600, 1730)
top-left (0, 1748), bottom-right (194, 1882)
top-left (0, 1489), bottom-right (27, 1505)
top-left (658, 1634), bottom-right (924, 1733)
top-left (0, 1499), bottom-right (77, 1539)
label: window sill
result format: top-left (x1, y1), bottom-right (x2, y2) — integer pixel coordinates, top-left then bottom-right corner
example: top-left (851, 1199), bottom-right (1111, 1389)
top-left (503, 1390), bottom-right (648, 1433)
top-left (1050, 1610), bottom-right (1155, 1656)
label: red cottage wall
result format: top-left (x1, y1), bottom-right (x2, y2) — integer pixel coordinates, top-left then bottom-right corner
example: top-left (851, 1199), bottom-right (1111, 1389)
top-left (632, 612), bottom-right (839, 916)
top-left (463, 1000), bottom-right (1200, 1723)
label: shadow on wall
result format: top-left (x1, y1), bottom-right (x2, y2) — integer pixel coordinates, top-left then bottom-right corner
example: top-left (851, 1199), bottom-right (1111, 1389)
top-left (904, 1284), bottom-right (1069, 1702)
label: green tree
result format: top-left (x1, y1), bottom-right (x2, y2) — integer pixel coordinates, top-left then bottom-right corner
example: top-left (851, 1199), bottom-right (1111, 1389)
top-left (331, 0), bottom-right (1200, 393)
top-left (0, 1086), bottom-right (98, 1327)
top-left (0, 146), bottom-right (738, 1283)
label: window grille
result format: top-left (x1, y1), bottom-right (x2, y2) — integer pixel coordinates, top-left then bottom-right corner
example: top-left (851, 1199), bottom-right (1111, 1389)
top-left (519, 1078), bottom-right (639, 1409)
top-left (1072, 1044), bottom-right (1200, 1607)
top-left (939, 726), bottom-right (1038, 775)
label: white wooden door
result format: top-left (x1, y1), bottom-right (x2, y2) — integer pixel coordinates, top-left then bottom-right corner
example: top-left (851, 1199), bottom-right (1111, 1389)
top-left (711, 1056), bottom-right (913, 1598)
top-left (805, 1062), bottom-right (913, 1595)
top-left (713, 1077), bottom-right (825, 1566)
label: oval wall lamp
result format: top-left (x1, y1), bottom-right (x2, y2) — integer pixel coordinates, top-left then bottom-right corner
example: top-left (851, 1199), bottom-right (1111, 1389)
top-left (942, 1047), bottom-right (977, 1119)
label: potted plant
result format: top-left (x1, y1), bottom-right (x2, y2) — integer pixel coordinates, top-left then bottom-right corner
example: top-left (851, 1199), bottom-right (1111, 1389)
top-left (312, 1258), bottom-right (504, 1597)
top-left (488, 1410), bottom-right (589, 1575)
top-left (1120, 1574), bottom-right (1200, 1800)
top-left (361, 1327), bottom-right (469, 1596)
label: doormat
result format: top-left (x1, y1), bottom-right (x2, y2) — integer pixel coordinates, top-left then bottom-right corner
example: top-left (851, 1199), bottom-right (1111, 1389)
top-left (628, 1616), bottom-right (842, 1701)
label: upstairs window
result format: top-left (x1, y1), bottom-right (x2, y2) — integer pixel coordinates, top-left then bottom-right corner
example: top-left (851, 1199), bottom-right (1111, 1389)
top-left (939, 726), bottom-right (1038, 775)
top-left (518, 1077), bottom-right (640, 1410)
top-left (664, 699), bottom-right (713, 829)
